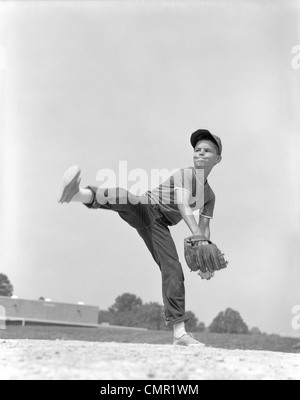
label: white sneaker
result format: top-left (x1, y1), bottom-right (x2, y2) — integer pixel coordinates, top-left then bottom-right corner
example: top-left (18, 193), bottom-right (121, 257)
top-left (58, 166), bottom-right (81, 203)
top-left (173, 333), bottom-right (205, 347)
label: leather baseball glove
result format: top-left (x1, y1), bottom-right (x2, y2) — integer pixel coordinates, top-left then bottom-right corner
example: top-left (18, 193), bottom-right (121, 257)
top-left (184, 235), bottom-right (228, 280)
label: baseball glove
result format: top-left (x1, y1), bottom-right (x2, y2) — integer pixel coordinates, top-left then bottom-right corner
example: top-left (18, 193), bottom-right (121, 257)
top-left (184, 235), bottom-right (228, 280)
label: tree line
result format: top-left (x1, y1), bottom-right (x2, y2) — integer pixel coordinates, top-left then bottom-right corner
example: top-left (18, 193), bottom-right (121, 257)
top-left (99, 292), bottom-right (252, 334)
top-left (0, 274), bottom-right (258, 335)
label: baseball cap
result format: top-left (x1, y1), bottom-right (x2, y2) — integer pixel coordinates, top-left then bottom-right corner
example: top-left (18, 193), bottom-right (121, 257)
top-left (190, 129), bottom-right (222, 155)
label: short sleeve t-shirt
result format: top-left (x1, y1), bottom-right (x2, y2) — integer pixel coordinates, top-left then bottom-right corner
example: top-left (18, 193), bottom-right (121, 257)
top-left (145, 167), bottom-right (216, 226)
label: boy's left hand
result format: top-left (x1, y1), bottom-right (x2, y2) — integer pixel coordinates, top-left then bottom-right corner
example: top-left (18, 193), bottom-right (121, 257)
top-left (198, 270), bottom-right (215, 280)
top-left (184, 235), bottom-right (229, 279)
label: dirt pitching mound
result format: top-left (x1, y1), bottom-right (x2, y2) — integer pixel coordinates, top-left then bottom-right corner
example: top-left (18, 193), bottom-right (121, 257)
top-left (0, 340), bottom-right (299, 380)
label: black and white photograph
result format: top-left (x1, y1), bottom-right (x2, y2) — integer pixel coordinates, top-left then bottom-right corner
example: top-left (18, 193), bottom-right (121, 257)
top-left (0, 0), bottom-right (300, 382)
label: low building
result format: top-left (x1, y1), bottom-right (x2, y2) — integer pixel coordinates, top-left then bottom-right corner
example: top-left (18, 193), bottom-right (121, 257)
top-left (0, 296), bottom-right (99, 327)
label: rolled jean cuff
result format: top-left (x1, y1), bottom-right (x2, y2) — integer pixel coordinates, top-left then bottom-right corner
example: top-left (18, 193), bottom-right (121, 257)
top-left (83, 186), bottom-right (97, 208)
top-left (165, 315), bottom-right (189, 327)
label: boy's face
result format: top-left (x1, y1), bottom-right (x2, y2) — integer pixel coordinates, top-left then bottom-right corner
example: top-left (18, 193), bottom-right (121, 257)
top-left (193, 140), bottom-right (222, 170)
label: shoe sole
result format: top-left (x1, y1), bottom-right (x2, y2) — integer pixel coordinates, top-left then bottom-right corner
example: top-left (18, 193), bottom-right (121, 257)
top-left (58, 166), bottom-right (81, 203)
top-left (173, 342), bottom-right (206, 347)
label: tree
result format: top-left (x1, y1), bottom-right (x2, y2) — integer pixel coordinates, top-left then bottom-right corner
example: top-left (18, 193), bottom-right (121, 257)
top-left (250, 327), bottom-right (262, 335)
top-left (109, 293), bottom-right (143, 314)
top-left (105, 293), bottom-right (205, 332)
top-left (108, 293), bottom-right (144, 328)
top-left (197, 322), bottom-right (206, 332)
top-left (185, 311), bottom-right (199, 332)
top-left (98, 310), bottom-right (113, 324)
top-left (111, 311), bottom-right (136, 327)
top-left (135, 302), bottom-right (165, 330)
top-left (210, 312), bottom-right (226, 333)
top-left (209, 308), bottom-right (249, 334)
top-left (0, 274), bottom-right (14, 297)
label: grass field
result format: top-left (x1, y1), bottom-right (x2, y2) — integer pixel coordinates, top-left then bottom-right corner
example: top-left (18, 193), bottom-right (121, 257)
top-left (1, 324), bottom-right (300, 354)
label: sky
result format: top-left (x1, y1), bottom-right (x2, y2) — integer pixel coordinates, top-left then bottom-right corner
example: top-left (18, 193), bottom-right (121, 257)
top-left (0, 0), bottom-right (300, 337)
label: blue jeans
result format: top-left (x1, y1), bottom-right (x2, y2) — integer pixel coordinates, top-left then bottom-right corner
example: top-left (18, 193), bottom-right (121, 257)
top-left (84, 187), bottom-right (188, 327)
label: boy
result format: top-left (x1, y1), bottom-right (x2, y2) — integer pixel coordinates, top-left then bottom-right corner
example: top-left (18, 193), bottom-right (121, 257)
top-left (58, 129), bottom-right (222, 346)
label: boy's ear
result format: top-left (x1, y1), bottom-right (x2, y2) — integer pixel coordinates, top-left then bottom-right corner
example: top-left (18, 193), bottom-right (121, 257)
top-left (215, 155), bottom-right (222, 165)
